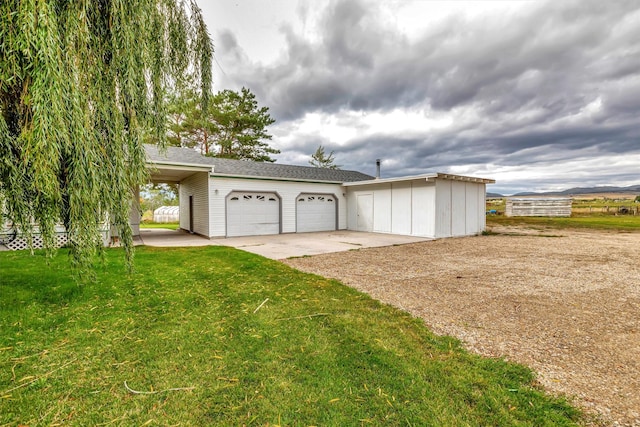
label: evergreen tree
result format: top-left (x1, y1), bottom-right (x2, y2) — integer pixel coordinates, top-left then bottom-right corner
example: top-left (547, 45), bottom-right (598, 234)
top-left (166, 86), bottom-right (216, 155)
top-left (309, 145), bottom-right (341, 169)
top-left (210, 87), bottom-right (278, 162)
top-left (0, 0), bottom-right (213, 273)
top-left (167, 87), bottom-right (279, 161)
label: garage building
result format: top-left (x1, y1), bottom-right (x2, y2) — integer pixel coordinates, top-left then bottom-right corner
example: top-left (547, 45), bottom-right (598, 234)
top-left (145, 145), bottom-right (494, 239)
top-left (344, 174), bottom-right (491, 238)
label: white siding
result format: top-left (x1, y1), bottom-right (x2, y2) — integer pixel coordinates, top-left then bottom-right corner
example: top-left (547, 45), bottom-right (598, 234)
top-left (373, 186), bottom-right (392, 233)
top-left (348, 178), bottom-right (486, 239)
top-left (179, 172), bottom-right (210, 236)
top-left (434, 179), bottom-right (487, 238)
top-left (347, 180), bottom-right (437, 238)
top-left (465, 183), bottom-right (482, 234)
top-left (391, 182), bottom-right (412, 235)
top-left (346, 190), bottom-right (357, 230)
top-left (435, 180), bottom-right (452, 238)
top-left (412, 182), bottom-right (435, 237)
top-left (478, 185), bottom-right (486, 232)
top-left (208, 177), bottom-right (346, 237)
top-left (451, 181), bottom-right (467, 237)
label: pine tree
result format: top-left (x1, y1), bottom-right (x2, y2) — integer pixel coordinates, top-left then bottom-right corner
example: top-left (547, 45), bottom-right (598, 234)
top-left (211, 87), bottom-right (279, 162)
top-left (167, 86), bottom-right (279, 162)
top-left (309, 145), bottom-right (341, 169)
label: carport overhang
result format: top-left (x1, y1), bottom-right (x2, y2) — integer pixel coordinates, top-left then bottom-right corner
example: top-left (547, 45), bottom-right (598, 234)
top-left (146, 161), bottom-right (214, 184)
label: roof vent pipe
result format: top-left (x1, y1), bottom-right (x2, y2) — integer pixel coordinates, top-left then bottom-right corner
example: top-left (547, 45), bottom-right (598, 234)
top-left (375, 159), bottom-right (381, 179)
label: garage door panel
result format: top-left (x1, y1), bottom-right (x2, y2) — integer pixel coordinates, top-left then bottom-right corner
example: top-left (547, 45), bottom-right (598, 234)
top-left (227, 192), bottom-right (280, 237)
top-left (296, 194), bottom-right (337, 233)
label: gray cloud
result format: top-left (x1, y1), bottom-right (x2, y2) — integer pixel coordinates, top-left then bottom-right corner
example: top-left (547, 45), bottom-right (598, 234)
top-left (211, 0), bottom-right (640, 194)
top-left (245, 0), bottom-right (639, 118)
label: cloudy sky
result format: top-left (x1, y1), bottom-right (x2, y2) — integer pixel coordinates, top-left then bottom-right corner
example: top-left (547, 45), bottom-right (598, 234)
top-left (198, 0), bottom-right (640, 195)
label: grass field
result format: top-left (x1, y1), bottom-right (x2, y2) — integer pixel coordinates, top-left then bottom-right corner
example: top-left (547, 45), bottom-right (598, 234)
top-left (0, 246), bottom-right (582, 426)
top-left (140, 222), bottom-right (180, 230)
top-left (486, 195), bottom-right (640, 231)
top-left (487, 213), bottom-right (640, 230)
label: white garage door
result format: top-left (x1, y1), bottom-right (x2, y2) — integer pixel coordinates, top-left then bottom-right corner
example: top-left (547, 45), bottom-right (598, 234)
top-left (296, 194), bottom-right (337, 233)
top-left (226, 192), bottom-right (280, 237)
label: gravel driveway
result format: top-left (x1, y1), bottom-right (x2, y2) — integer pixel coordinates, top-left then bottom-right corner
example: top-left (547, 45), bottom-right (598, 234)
top-left (284, 226), bottom-right (640, 426)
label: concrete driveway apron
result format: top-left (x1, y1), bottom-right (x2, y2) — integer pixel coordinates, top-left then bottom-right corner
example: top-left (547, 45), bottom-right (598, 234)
top-left (139, 229), bottom-right (430, 260)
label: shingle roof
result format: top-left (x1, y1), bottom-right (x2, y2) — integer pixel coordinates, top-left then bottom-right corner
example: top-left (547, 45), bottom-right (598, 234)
top-left (145, 144), bottom-right (374, 183)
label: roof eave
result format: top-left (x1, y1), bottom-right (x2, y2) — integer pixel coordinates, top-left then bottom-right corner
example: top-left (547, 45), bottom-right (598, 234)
top-left (436, 173), bottom-right (496, 184)
top-left (146, 160), bottom-right (214, 173)
top-left (342, 173), bottom-right (495, 186)
top-left (343, 173), bottom-right (438, 186)
top-left (210, 172), bottom-right (347, 185)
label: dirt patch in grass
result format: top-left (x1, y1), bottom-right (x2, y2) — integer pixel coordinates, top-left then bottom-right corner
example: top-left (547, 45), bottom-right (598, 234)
top-left (284, 226), bottom-right (640, 426)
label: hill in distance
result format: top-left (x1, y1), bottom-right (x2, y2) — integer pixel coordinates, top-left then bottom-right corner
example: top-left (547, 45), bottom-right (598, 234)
top-left (488, 184), bottom-right (640, 198)
top-left (514, 184), bottom-right (640, 197)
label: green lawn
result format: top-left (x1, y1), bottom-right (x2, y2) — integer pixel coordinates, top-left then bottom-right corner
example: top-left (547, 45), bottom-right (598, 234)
top-left (140, 222), bottom-right (180, 230)
top-left (487, 213), bottom-right (640, 230)
top-left (0, 247), bottom-right (583, 426)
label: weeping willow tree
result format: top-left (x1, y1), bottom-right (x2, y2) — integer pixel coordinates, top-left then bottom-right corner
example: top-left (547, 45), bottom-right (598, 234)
top-left (0, 1), bottom-right (212, 273)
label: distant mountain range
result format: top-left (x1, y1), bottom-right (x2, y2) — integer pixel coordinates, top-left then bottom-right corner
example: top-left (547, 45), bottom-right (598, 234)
top-left (487, 184), bottom-right (640, 198)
